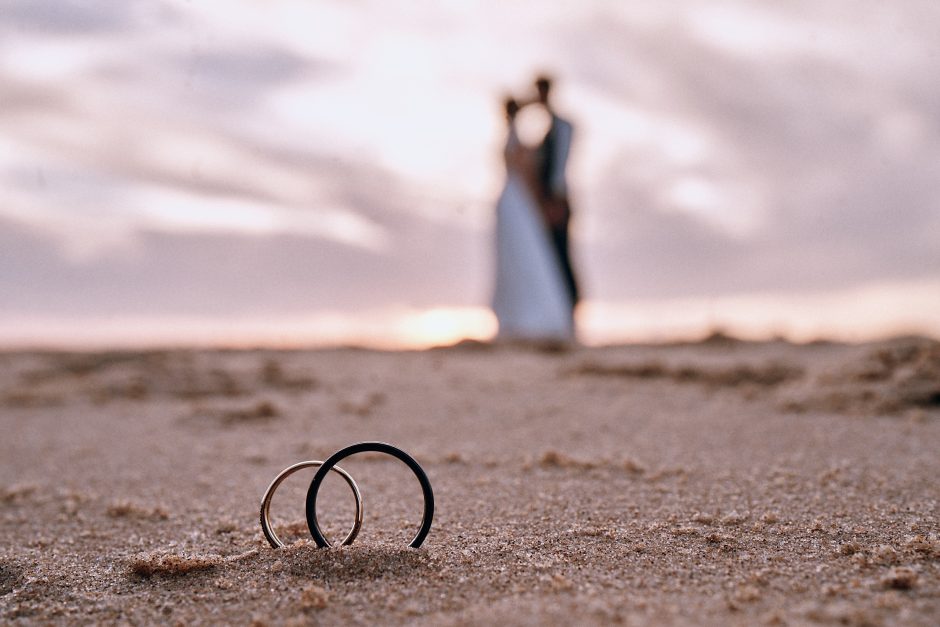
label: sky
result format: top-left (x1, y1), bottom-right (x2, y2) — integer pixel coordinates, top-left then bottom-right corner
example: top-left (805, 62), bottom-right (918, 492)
top-left (1, 0), bottom-right (939, 348)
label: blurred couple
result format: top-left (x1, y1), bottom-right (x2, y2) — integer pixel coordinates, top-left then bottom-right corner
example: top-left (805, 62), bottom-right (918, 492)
top-left (492, 75), bottom-right (579, 343)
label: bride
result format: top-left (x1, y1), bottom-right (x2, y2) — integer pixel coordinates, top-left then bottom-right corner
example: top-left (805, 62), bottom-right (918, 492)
top-left (492, 97), bottom-right (575, 342)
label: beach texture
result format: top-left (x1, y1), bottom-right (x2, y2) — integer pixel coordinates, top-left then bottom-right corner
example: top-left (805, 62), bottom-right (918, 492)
top-left (1, 337), bottom-right (938, 625)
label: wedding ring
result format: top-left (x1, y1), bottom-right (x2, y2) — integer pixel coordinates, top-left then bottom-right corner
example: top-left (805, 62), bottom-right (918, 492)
top-left (260, 460), bottom-right (363, 549)
top-left (305, 442), bottom-right (434, 549)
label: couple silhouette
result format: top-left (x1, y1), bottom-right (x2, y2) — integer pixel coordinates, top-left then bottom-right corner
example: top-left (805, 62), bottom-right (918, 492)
top-left (492, 75), bottom-right (580, 343)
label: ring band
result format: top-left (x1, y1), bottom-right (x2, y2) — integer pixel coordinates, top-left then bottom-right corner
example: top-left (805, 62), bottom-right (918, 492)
top-left (260, 460), bottom-right (363, 549)
top-left (305, 442), bottom-right (434, 549)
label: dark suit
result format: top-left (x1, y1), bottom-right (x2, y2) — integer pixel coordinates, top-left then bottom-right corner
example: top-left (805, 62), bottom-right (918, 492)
top-left (536, 113), bottom-right (579, 307)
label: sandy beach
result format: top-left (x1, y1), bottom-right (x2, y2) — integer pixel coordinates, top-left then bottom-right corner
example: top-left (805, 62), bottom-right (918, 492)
top-left (1, 337), bottom-right (938, 625)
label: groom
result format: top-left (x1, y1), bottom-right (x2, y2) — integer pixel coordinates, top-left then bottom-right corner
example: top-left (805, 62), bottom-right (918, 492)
top-left (530, 75), bottom-right (579, 308)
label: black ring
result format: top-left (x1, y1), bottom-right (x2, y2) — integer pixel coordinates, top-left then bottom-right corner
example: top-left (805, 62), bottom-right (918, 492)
top-left (305, 442), bottom-right (434, 548)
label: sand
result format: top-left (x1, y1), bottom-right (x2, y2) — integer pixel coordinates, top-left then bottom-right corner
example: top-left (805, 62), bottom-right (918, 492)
top-left (1, 337), bottom-right (938, 625)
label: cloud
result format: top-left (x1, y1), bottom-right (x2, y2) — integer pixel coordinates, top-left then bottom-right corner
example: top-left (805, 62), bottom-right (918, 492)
top-left (0, 211), bottom-right (487, 317)
top-left (0, 0), bottom-right (175, 35)
top-left (583, 166), bottom-right (940, 301)
top-left (169, 46), bottom-right (335, 111)
top-left (564, 6), bottom-right (940, 301)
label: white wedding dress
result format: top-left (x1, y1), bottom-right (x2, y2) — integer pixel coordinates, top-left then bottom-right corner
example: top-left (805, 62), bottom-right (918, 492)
top-left (492, 127), bottom-right (574, 342)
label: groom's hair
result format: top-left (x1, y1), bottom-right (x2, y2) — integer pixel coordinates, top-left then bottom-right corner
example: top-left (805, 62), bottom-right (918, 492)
top-left (535, 75), bottom-right (553, 102)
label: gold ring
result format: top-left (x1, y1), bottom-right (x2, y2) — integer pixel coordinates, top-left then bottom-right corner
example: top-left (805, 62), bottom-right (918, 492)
top-left (260, 460), bottom-right (363, 548)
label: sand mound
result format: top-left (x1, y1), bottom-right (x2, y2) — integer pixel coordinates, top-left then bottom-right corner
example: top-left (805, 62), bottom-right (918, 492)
top-left (784, 338), bottom-right (940, 415)
top-left (129, 552), bottom-right (223, 578)
top-left (570, 360), bottom-right (803, 387)
top-left (3, 351), bottom-right (319, 406)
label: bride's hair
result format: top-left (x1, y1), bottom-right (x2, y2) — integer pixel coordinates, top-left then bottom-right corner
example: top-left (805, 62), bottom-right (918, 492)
top-left (503, 97), bottom-right (520, 119)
